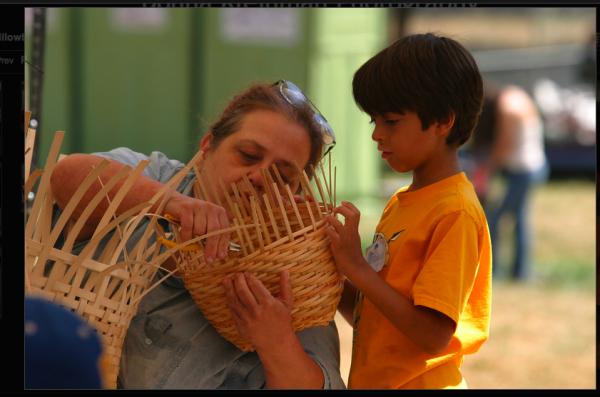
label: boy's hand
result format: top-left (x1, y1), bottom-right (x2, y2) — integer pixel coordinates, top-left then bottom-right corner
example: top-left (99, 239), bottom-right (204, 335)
top-left (325, 201), bottom-right (368, 280)
top-left (222, 271), bottom-right (295, 352)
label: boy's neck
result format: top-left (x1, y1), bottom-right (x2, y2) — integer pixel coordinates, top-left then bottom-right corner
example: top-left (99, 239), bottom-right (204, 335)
top-left (408, 149), bottom-right (461, 192)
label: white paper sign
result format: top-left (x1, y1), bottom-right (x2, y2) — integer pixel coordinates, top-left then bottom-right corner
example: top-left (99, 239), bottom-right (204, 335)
top-left (110, 9), bottom-right (167, 32)
top-left (220, 9), bottom-right (300, 46)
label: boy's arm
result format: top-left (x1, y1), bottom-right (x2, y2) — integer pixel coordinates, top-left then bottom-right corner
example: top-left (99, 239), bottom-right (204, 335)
top-left (325, 201), bottom-right (455, 355)
top-left (337, 280), bottom-right (358, 326)
top-left (345, 263), bottom-right (455, 355)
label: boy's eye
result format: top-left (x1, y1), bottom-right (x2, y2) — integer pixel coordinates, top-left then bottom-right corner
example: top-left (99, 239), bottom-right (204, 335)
top-left (384, 119), bottom-right (399, 125)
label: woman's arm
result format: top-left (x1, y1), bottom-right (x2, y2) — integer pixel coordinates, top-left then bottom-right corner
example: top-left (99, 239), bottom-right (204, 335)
top-left (50, 153), bottom-right (231, 262)
top-left (223, 272), bottom-right (324, 389)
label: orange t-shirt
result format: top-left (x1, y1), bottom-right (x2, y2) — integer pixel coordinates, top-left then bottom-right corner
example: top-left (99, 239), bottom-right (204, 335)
top-left (348, 172), bottom-right (492, 389)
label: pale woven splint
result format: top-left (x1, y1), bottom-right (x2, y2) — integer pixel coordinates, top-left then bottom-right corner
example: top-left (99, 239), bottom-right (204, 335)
top-left (24, 117), bottom-right (198, 388)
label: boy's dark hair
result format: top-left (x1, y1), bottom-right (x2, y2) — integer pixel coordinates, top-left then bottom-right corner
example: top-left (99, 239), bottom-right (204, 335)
top-left (352, 33), bottom-right (483, 147)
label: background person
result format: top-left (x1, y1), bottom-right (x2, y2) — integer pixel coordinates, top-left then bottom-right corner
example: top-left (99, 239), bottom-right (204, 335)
top-left (470, 82), bottom-right (548, 281)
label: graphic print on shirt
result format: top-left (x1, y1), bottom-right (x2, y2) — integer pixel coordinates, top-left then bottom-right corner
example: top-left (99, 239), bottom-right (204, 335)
top-left (364, 229), bottom-right (405, 272)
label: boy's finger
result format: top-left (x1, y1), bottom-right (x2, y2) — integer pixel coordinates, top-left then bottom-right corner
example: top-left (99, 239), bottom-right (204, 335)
top-left (334, 205), bottom-right (360, 227)
top-left (341, 201), bottom-right (361, 214)
top-left (325, 225), bottom-right (341, 246)
top-left (326, 215), bottom-right (344, 232)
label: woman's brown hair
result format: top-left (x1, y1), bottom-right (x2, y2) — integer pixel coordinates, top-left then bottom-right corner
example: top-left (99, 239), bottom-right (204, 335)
top-left (207, 83), bottom-right (324, 177)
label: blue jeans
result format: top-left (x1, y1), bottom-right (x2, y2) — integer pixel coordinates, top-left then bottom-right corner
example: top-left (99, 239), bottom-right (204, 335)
top-left (487, 164), bottom-right (548, 280)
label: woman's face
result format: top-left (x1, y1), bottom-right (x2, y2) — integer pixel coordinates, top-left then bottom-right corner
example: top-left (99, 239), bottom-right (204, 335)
top-left (200, 109), bottom-right (312, 196)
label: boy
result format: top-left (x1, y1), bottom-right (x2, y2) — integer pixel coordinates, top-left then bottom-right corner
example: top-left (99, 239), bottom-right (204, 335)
top-left (325, 33), bottom-right (492, 389)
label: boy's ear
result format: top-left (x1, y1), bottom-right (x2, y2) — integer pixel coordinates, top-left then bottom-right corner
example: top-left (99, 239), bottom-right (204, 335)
top-left (435, 113), bottom-right (456, 138)
top-left (199, 132), bottom-right (213, 153)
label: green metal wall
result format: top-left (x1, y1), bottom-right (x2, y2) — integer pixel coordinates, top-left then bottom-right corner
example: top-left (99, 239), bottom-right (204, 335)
top-left (34, 9), bottom-right (313, 161)
top-left (30, 8), bottom-right (387, 231)
top-left (80, 9), bottom-right (192, 158)
top-left (308, 9), bottom-right (387, 235)
top-left (193, 9), bottom-right (311, 152)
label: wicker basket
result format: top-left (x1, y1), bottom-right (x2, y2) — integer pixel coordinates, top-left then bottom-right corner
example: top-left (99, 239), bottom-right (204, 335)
top-left (24, 128), bottom-right (196, 388)
top-left (163, 157), bottom-right (344, 352)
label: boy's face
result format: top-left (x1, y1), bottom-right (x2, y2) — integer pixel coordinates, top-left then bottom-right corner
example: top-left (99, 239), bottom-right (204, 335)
top-left (370, 111), bottom-right (449, 173)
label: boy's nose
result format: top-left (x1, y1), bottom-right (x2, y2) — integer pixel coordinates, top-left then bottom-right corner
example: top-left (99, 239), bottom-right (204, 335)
top-left (371, 126), bottom-right (383, 142)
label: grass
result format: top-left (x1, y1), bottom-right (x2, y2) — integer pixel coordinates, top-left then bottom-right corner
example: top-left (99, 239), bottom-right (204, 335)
top-left (491, 179), bottom-right (596, 290)
top-left (460, 281), bottom-right (596, 389)
top-left (335, 178), bottom-right (596, 389)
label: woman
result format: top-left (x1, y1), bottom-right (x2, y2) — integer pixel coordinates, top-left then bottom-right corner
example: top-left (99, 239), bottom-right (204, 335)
top-left (50, 81), bottom-right (344, 389)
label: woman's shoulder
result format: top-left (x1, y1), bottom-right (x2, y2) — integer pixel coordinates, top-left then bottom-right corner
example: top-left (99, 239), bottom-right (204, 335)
top-left (94, 147), bottom-right (186, 183)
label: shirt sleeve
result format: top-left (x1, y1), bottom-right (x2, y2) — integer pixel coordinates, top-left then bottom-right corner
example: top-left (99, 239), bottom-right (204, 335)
top-left (296, 321), bottom-right (346, 389)
top-left (93, 147), bottom-right (185, 184)
top-left (412, 210), bottom-right (482, 325)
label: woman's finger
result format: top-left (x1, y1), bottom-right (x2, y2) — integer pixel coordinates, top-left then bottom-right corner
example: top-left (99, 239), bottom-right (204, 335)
top-left (179, 211), bottom-right (193, 242)
top-left (223, 277), bottom-right (246, 317)
top-left (216, 208), bottom-right (230, 260)
top-left (278, 270), bottom-right (294, 309)
top-left (232, 273), bottom-right (259, 312)
top-left (244, 273), bottom-right (272, 305)
top-left (203, 209), bottom-right (219, 262)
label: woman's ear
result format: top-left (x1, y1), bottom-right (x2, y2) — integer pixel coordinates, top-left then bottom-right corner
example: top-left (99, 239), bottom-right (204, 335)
top-left (200, 133), bottom-right (213, 153)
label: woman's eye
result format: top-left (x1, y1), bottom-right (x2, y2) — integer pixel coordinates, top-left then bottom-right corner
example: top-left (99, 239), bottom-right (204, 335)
top-left (240, 151), bottom-right (260, 163)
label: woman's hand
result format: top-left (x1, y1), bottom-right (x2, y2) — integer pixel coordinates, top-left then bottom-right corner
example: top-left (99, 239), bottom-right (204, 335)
top-left (223, 271), bottom-right (294, 352)
top-left (325, 201), bottom-right (369, 281)
top-left (164, 192), bottom-right (230, 263)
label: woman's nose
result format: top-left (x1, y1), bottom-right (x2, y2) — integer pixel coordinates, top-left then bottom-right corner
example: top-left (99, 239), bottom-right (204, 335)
top-left (247, 168), bottom-right (265, 192)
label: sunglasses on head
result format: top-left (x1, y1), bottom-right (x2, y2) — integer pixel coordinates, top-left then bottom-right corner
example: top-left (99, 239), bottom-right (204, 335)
top-left (274, 80), bottom-right (336, 158)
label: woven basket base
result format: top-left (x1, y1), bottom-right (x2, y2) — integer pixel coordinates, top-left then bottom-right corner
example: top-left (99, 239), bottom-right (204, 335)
top-left (181, 225), bottom-right (343, 351)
